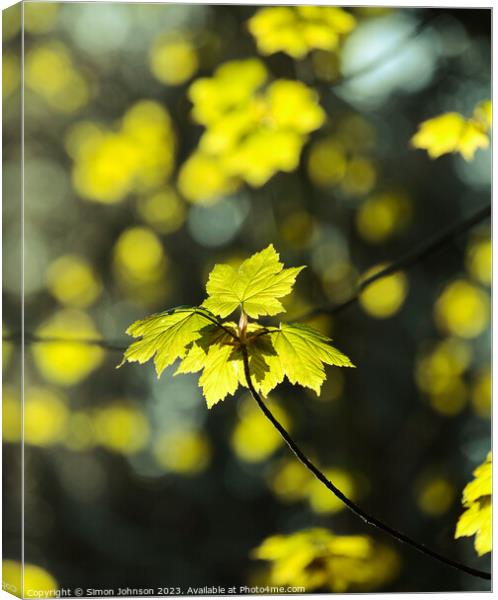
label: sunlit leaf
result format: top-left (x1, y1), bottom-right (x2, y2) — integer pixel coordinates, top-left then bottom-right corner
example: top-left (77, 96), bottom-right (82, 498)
top-left (473, 99), bottom-right (492, 130)
top-left (202, 244), bottom-right (305, 318)
top-left (458, 121), bottom-right (489, 161)
top-left (174, 339), bottom-right (209, 375)
top-left (411, 100), bottom-right (492, 162)
top-left (455, 452), bottom-right (492, 556)
top-left (248, 6), bottom-right (356, 59)
top-left (198, 335), bottom-right (241, 408)
top-left (178, 324), bottom-right (274, 407)
top-left (119, 306), bottom-right (220, 377)
top-left (462, 453), bottom-right (492, 505)
top-left (264, 323), bottom-right (355, 395)
top-left (411, 112), bottom-right (466, 159)
top-left (244, 330), bottom-right (284, 396)
top-left (121, 247), bottom-right (353, 408)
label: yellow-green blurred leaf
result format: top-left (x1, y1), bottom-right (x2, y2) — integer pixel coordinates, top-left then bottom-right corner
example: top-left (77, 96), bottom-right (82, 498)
top-left (248, 6), bottom-right (356, 59)
top-left (473, 99), bottom-right (492, 130)
top-left (455, 452), bottom-right (492, 556)
top-left (252, 528), bottom-right (398, 592)
top-left (411, 100), bottom-right (492, 162)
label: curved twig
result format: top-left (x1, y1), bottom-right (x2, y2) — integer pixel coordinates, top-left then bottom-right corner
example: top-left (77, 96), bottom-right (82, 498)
top-left (294, 204), bottom-right (491, 322)
top-left (3, 306), bottom-right (238, 350)
top-left (240, 345), bottom-right (491, 581)
top-left (2, 331), bottom-right (129, 353)
top-left (2, 204), bottom-right (491, 349)
top-left (192, 306), bottom-right (240, 340)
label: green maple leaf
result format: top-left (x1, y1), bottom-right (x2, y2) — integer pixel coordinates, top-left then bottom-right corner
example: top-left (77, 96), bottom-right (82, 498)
top-left (174, 324), bottom-right (274, 407)
top-left (175, 324), bottom-right (242, 407)
top-left (120, 247), bottom-right (354, 408)
top-left (199, 341), bottom-right (241, 408)
top-left (259, 323), bottom-right (355, 395)
top-left (118, 307), bottom-right (223, 377)
top-left (202, 244), bottom-right (305, 318)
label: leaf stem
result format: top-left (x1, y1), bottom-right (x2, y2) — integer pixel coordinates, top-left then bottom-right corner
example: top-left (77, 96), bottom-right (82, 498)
top-left (240, 346), bottom-right (491, 581)
top-left (238, 308), bottom-right (248, 342)
top-left (193, 307), bottom-right (239, 340)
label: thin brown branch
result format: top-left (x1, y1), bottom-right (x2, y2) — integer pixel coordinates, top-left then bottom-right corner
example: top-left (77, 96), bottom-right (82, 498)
top-left (3, 204), bottom-right (490, 348)
top-left (294, 203), bottom-right (491, 322)
top-left (240, 345), bottom-right (491, 580)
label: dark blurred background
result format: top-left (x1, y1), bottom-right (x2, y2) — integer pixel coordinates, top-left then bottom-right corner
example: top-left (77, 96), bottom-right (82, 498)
top-left (2, 3), bottom-right (491, 594)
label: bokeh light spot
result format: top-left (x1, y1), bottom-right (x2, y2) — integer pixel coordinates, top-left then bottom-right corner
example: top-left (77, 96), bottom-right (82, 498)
top-left (24, 387), bottom-right (69, 447)
top-left (341, 156), bottom-right (376, 197)
top-left (69, 101), bottom-right (175, 204)
top-left (471, 367), bottom-right (491, 419)
top-left (25, 42), bottom-right (90, 113)
top-left (307, 468), bottom-right (355, 514)
top-left (417, 477), bottom-right (455, 516)
top-left (434, 279), bottom-right (489, 339)
top-left (149, 33), bottom-right (198, 85)
top-left (356, 192), bottom-right (411, 244)
top-left (428, 377), bottom-right (467, 417)
top-left (46, 254), bottom-right (102, 308)
top-left (137, 189), bottom-right (186, 234)
top-left (307, 138), bottom-right (347, 187)
top-left (94, 403), bottom-right (150, 455)
top-left (25, 2), bottom-right (60, 34)
top-left (113, 226), bottom-right (169, 306)
top-left (153, 430), bottom-right (211, 474)
top-left (64, 411), bottom-right (96, 452)
top-left (232, 399), bottom-right (290, 463)
top-left (466, 236), bottom-right (491, 286)
top-left (359, 266), bottom-right (408, 318)
top-left (415, 338), bottom-right (472, 395)
top-left (2, 560), bottom-right (58, 598)
top-left (32, 310), bottom-right (105, 386)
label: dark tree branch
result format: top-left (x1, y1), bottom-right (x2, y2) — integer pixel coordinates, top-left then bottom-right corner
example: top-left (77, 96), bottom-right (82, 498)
top-left (240, 345), bottom-right (491, 581)
top-left (3, 307), bottom-right (236, 351)
top-left (3, 201), bottom-right (491, 579)
top-left (2, 331), bottom-right (128, 352)
top-left (3, 203), bottom-right (491, 348)
top-left (294, 203), bottom-right (491, 322)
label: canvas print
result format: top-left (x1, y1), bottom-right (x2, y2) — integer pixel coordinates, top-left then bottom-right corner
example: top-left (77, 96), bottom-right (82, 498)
top-left (2, 2), bottom-right (491, 596)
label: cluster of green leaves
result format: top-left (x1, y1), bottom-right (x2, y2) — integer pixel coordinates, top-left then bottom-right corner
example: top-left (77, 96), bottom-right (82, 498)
top-left (120, 245), bottom-right (354, 407)
top-left (455, 452), bottom-right (492, 556)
